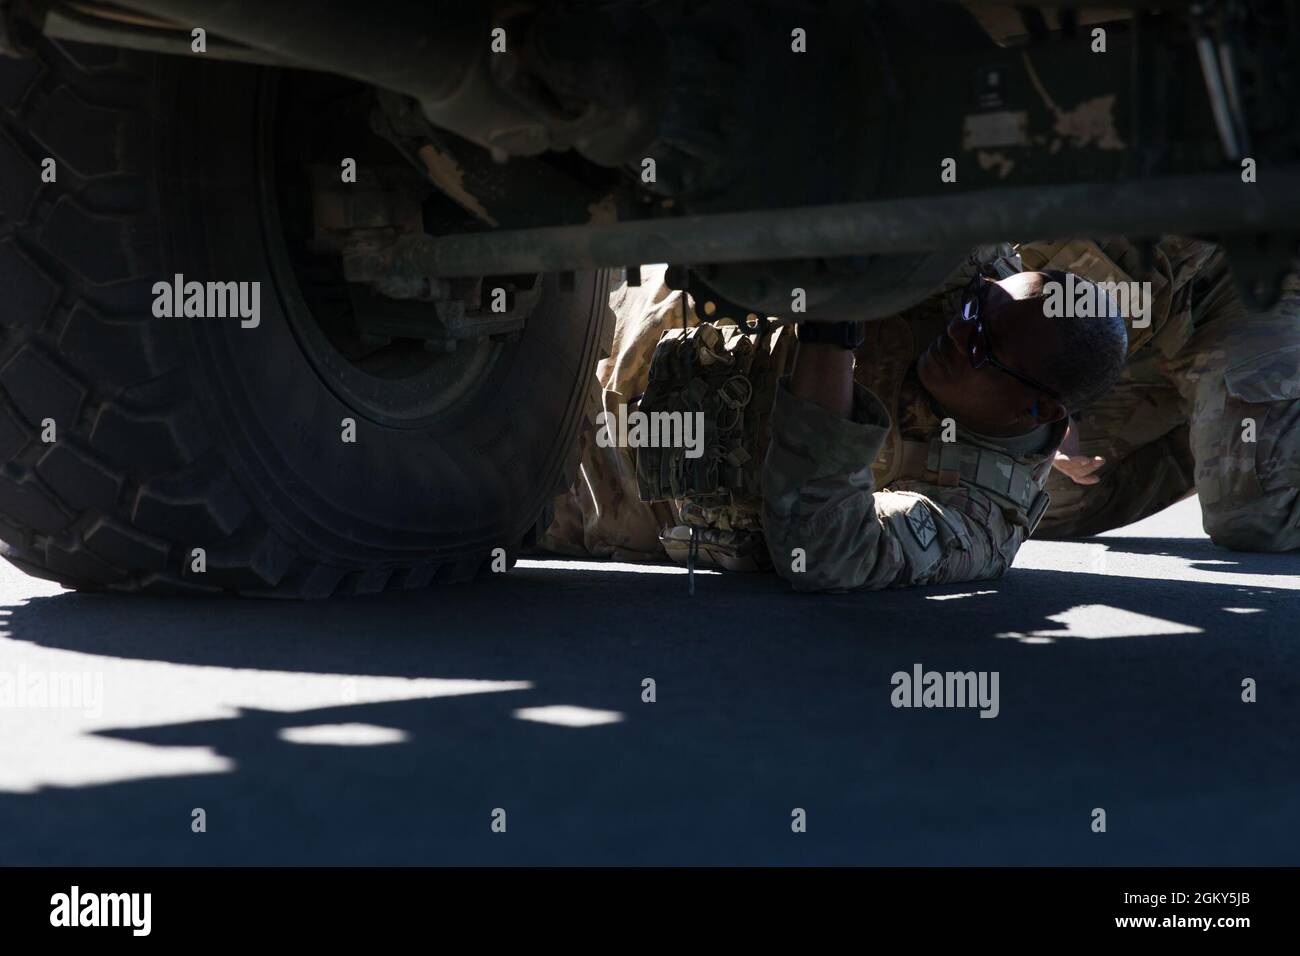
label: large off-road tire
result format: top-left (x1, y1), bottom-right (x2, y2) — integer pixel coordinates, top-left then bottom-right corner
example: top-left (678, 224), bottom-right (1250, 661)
top-left (0, 38), bottom-right (610, 597)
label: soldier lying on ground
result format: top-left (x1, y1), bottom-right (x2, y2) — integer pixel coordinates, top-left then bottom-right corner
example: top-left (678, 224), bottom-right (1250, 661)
top-left (1020, 238), bottom-right (1300, 552)
top-left (542, 257), bottom-right (1130, 592)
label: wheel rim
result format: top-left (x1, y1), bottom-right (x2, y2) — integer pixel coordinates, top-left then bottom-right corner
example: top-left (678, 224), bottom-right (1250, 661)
top-left (256, 69), bottom-right (510, 429)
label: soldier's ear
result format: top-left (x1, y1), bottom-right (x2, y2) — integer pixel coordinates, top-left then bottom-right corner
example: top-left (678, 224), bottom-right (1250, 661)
top-left (1033, 397), bottom-right (1068, 425)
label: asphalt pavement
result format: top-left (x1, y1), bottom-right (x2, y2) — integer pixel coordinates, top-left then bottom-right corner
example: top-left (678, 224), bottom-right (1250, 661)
top-left (1, 496), bottom-right (1297, 864)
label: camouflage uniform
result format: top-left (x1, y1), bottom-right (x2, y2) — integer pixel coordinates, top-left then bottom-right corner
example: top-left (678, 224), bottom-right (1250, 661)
top-left (1019, 237), bottom-right (1300, 551)
top-left (540, 268), bottom-right (691, 562)
top-left (761, 271), bottom-right (1065, 592)
top-left (540, 264), bottom-right (795, 568)
top-left (545, 258), bottom-right (1069, 592)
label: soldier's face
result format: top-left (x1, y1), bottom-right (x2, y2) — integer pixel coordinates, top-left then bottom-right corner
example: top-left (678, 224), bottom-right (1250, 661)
top-left (918, 276), bottom-right (1063, 435)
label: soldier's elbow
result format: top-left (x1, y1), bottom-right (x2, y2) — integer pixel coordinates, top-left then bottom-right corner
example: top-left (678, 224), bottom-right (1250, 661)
top-left (769, 544), bottom-right (868, 593)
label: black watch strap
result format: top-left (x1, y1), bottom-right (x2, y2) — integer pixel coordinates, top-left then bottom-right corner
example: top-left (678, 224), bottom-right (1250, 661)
top-left (795, 320), bottom-right (867, 350)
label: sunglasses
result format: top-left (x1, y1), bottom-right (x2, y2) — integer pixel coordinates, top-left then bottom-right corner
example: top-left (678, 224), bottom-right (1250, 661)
top-left (960, 273), bottom-right (1062, 402)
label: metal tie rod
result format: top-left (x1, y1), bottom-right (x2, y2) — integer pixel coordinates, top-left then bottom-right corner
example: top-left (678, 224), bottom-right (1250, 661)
top-left (373, 170), bottom-right (1300, 278)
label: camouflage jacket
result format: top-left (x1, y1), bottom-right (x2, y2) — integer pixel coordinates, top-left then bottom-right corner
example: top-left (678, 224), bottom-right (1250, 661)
top-left (762, 272), bottom-right (1067, 593)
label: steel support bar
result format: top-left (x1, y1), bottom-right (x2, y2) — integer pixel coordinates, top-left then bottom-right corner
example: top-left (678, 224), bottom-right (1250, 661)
top-left (113, 0), bottom-right (659, 162)
top-left (41, 7), bottom-right (292, 65)
top-left (366, 171), bottom-right (1300, 278)
top-left (112, 0), bottom-right (484, 112)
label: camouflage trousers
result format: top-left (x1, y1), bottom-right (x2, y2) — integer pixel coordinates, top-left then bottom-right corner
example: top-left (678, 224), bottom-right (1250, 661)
top-left (1037, 250), bottom-right (1300, 551)
top-left (540, 271), bottom-right (686, 563)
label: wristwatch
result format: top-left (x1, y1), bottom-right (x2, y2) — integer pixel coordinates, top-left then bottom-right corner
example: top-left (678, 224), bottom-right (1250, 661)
top-left (795, 320), bottom-right (867, 350)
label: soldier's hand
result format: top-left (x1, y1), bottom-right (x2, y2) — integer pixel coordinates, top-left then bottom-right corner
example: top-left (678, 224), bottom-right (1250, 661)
top-left (1052, 450), bottom-right (1106, 485)
top-left (1053, 417), bottom-right (1105, 484)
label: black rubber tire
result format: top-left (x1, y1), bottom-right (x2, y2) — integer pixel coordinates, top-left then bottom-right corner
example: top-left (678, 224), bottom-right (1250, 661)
top-left (0, 38), bottom-right (609, 597)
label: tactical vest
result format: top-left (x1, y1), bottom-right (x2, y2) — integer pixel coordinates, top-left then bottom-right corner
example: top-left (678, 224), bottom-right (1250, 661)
top-left (896, 423), bottom-right (1063, 534)
top-left (635, 318), bottom-right (793, 568)
top-left (635, 320), bottom-right (787, 504)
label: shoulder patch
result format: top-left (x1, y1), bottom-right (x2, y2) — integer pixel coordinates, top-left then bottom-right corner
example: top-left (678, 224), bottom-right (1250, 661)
top-left (904, 503), bottom-right (938, 550)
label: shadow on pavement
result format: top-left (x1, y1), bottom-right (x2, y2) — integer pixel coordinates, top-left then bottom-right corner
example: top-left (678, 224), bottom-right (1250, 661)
top-left (0, 541), bottom-right (1296, 865)
top-left (1093, 535), bottom-right (1300, 575)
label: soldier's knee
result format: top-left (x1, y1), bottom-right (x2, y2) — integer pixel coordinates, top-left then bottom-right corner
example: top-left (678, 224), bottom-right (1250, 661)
top-left (1195, 392), bottom-right (1300, 550)
top-left (1203, 491), bottom-right (1300, 552)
